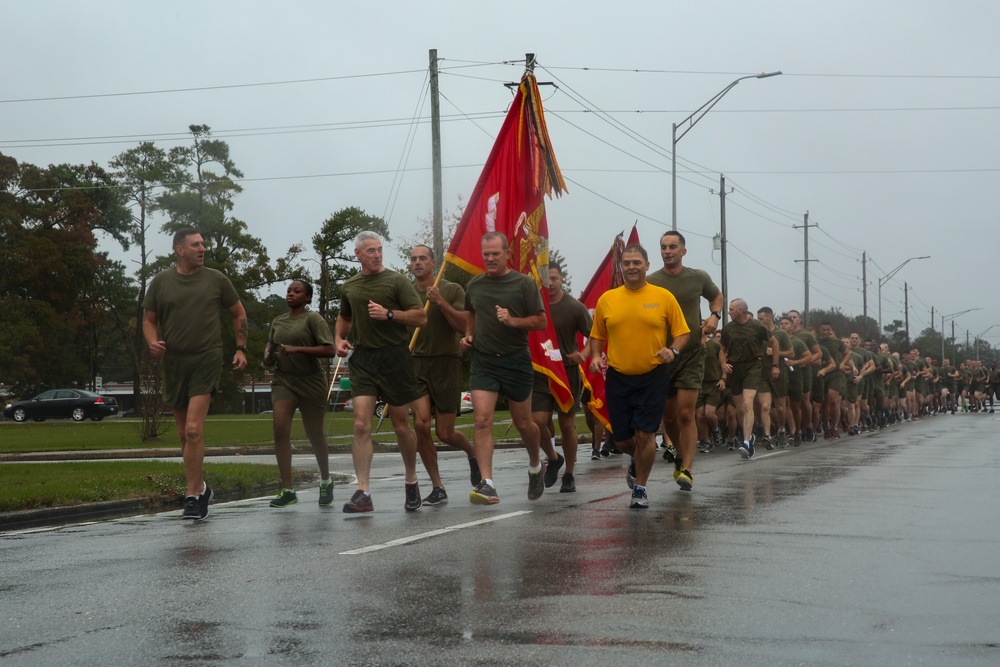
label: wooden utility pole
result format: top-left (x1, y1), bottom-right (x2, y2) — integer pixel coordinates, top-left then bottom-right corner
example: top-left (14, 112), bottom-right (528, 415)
top-left (429, 49), bottom-right (443, 261)
top-left (793, 212), bottom-right (816, 325)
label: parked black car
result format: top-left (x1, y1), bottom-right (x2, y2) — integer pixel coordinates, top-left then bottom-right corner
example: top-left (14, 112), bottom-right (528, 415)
top-left (3, 389), bottom-right (119, 422)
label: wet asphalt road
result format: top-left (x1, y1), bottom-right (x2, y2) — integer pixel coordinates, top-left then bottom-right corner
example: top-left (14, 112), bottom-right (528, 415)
top-left (2, 413), bottom-right (1000, 666)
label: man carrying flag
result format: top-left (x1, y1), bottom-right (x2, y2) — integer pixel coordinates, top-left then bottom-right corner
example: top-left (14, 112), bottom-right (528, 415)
top-left (530, 260), bottom-right (593, 493)
top-left (436, 63), bottom-right (572, 503)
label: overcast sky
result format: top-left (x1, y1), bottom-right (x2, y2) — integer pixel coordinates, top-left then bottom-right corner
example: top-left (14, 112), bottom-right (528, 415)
top-left (3, 0), bottom-right (999, 344)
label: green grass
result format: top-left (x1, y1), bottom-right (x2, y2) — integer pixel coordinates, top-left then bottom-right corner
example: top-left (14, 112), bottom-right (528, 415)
top-left (0, 411), bottom-right (547, 454)
top-left (0, 461), bottom-right (314, 512)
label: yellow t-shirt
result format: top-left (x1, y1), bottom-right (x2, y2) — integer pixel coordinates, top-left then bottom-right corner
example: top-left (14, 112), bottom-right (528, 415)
top-left (589, 283), bottom-right (690, 376)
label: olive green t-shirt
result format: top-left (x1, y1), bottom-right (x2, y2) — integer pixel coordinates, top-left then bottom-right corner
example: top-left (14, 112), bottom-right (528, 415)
top-left (792, 330), bottom-right (820, 367)
top-left (143, 267), bottom-right (240, 354)
top-left (549, 292), bottom-right (592, 366)
top-left (720, 317), bottom-right (770, 364)
top-left (646, 266), bottom-right (720, 353)
top-left (789, 335), bottom-right (809, 364)
top-left (769, 327), bottom-right (793, 361)
top-left (269, 310), bottom-right (334, 377)
top-left (817, 336), bottom-right (847, 379)
top-left (411, 279), bottom-right (465, 358)
top-left (465, 270), bottom-right (544, 356)
top-left (704, 337), bottom-right (723, 383)
top-left (340, 269), bottom-right (422, 348)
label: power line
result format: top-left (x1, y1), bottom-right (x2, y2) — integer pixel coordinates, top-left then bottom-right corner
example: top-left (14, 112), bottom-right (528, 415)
top-left (540, 65), bottom-right (1000, 80)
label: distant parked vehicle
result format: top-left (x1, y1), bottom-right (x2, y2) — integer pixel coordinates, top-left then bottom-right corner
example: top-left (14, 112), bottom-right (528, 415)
top-left (343, 393), bottom-right (473, 415)
top-left (459, 390), bottom-right (473, 415)
top-left (3, 389), bottom-right (119, 423)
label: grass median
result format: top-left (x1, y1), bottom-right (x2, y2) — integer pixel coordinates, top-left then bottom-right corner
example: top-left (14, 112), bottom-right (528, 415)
top-left (0, 461), bottom-right (315, 513)
top-left (0, 412), bottom-right (593, 514)
top-left (0, 411), bottom-right (529, 454)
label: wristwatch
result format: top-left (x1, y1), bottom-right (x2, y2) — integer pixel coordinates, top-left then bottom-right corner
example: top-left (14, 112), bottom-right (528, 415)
top-left (670, 347), bottom-right (681, 358)
top-left (711, 310), bottom-right (723, 319)
top-left (386, 310), bottom-right (394, 320)
top-left (236, 345), bottom-right (248, 352)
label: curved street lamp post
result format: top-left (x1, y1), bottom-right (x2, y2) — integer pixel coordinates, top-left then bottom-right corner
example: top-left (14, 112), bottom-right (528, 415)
top-left (671, 71), bottom-right (782, 230)
top-left (877, 256), bottom-right (930, 338)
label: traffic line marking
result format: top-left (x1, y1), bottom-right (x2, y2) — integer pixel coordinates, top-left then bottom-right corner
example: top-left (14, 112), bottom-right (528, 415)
top-left (339, 510), bottom-right (532, 555)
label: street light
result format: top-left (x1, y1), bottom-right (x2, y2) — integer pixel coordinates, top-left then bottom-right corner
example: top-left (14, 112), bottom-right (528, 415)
top-left (877, 256), bottom-right (930, 337)
top-left (974, 323), bottom-right (999, 361)
top-left (941, 308), bottom-right (981, 364)
top-left (671, 71), bottom-right (782, 230)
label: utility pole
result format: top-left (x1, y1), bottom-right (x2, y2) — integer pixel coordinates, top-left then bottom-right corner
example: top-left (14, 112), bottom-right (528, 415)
top-left (931, 306), bottom-right (935, 333)
top-left (428, 49), bottom-right (444, 262)
top-left (712, 174), bottom-right (731, 324)
top-left (793, 212), bottom-right (817, 325)
top-left (904, 282), bottom-right (910, 345)
top-left (862, 251), bottom-right (868, 324)
top-left (952, 320), bottom-right (956, 360)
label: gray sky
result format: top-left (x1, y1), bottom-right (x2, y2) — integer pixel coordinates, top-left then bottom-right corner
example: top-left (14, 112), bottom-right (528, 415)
top-left (3, 0), bottom-right (999, 344)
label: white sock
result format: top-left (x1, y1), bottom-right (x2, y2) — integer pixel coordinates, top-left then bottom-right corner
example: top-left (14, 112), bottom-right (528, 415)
top-left (484, 478), bottom-right (494, 488)
top-left (529, 463), bottom-right (542, 474)
top-left (321, 478), bottom-right (331, 485)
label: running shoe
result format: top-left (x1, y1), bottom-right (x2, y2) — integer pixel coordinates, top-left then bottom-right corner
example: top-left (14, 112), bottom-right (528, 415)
top-left (527, 468), bottom-right (545, 500)
top-left (662, 445), bottom-right (677, 463)
top-left (559, 473), bottom-right (576, 493)
top-left (194, 483), bottom-right (213, 520)
top-left (404, 481), bottom-right (422, 512)
top-left (625, 459), bottom-right (636, 489)
top-left (591, 449), bottom-right (602, 461)
top-left (318, 480), bottom-right (335, 507)
top-left (675, 468), bottom-right (693, 492)
top-left (181, 496), bottom-right (200, 520)
top-left (270, 489), bottom-right (298, 508)
top-left (698, 440), bottom-right (711, 454)
top-left (629, 486), bottom-right (649, 509)
top-left (793, 431), bottom-right (802, 447)
top-left (739, 439), bottom-right (755, 460)
top-left (343, 489), bottom-right (374, 513)
top-left (470, 482), bottom-right (500, 505)
top-left (763, 435), bottom-right (774, 450)
top-left (544, 453), bottom-right (564, 488)
top-left (468, 458), bottom-right (482, 487)
top-left (423, 486), bottom-right (448, 506)
top-left (727, 438), bottom-right (737, 451)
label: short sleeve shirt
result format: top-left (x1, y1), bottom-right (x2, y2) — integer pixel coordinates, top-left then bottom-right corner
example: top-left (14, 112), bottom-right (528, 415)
top-left (817, 337), bottom-right (847, 379)
top-left (646, 267), bottom-right (720, 353)
top-left (340, 269), bottom-right (423, 348)
top-left (143, 267), bottom-right (240, 354)
top-left (412, 279), bottom-right (465, 358)
top-left (590, 283), bottom-right (690, 376)
top-left (549, 293), bottom-right (593, 366)
top-left (720, 318), bottom-right (770, 364)
top-left (465, 270), bottom-right (544, 356)
top-left (269, 311), bottom-right (334, 376)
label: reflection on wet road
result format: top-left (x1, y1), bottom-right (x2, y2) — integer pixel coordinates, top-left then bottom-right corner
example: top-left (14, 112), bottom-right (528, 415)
top-left (3, 415), bottom-right (999, 665)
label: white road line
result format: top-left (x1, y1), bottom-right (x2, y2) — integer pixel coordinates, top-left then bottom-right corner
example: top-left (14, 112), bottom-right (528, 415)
top-left (339, 510), bottom-right (532, 555)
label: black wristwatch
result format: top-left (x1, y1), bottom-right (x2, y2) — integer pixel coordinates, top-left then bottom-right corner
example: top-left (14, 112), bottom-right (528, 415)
top-left (711, 310), bottom-right (723, 319)
top-left (236, 345), bottom-right (248, 353)
top-left (386, 309), bottom-right (394, 320)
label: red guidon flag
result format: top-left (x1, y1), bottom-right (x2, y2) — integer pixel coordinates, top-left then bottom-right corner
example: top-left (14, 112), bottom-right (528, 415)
top-left (578, 225), bottom-right (640, 432)
top-left (444, 69), bottom-right (572, 412)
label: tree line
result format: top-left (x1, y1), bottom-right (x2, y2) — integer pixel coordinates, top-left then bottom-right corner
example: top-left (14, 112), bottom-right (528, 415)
top-left (0, 125), bottom-right (394, 417)
top-left (2, 124), bottom-right (991, 421)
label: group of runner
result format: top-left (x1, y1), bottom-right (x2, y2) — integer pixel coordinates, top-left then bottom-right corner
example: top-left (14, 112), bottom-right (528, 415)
top-left (145, 228), bottom-right (996, 519)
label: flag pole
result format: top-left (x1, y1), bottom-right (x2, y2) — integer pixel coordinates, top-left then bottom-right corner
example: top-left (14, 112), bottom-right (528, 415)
top-left (408, 260), bottom-right (448, 351)
top-left (326, 355), bottom-right (344, 402)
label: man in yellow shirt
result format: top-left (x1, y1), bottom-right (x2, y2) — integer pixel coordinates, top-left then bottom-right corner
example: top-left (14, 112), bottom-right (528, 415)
top-left (587, 244), bottom-right (690, 509)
